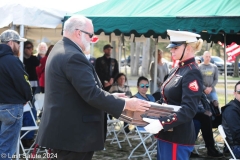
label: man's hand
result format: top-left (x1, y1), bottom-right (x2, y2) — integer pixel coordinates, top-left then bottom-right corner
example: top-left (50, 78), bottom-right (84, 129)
top-left (109, 78), bottom-right (114, 85)
top-left (208, 87), bottom-right (212, 93)
top-left (104, 82), bottom-right (111, 87)
top-left (143, 118), bottom-right (163, 134)
top-left (204, 87), bottom-right (211, 94)
top-left (204, 110), bottom-right (212, 117)
top-left (112, 93), bottom-right (127, 98)
top-left (124, 98), bottom-right (150, 112)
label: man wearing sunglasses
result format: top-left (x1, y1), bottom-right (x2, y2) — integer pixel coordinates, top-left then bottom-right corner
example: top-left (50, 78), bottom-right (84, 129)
top-left (35, 15), bottom-right (150, 160)
top-left (222, 81), bottom-right (240, 158)
top-left (0, 29), bottom-right (32, 158)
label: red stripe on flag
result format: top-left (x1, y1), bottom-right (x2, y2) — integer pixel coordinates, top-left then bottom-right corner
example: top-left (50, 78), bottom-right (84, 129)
top-left (172, 143), bottom-right (177, 160)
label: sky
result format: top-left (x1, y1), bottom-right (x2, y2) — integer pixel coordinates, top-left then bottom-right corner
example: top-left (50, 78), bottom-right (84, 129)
top-left (1, 0), bottom-right (106, 14)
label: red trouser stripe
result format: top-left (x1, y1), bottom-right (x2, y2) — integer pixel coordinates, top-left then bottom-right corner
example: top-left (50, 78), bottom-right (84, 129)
top-left (172, 143), bottom-right (177, 160)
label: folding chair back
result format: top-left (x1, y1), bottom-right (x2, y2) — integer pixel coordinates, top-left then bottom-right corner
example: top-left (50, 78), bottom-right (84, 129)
top-left (34, 93), bottom-right (44, 101)
top-left (34, 93), bottom-right (44, 117)
top-left (218, 125), bottom-right (237, 160)
top-left (15, 102), bottom-right (39, 160)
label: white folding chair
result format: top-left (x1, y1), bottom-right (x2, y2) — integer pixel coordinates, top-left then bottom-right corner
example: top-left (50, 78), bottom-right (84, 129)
top-left (128, 126), bottom-right (157, 160)
top-left (218, 125), bottom-right (239, 160)
top-left (34, 93), bottom-right (44, 112)
top-left (16, 102), bottom-right (39, 160)
top-left (106, 114), bottom-right (132, 148)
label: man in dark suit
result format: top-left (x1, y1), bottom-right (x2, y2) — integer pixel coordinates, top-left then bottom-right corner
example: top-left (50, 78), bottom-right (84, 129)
top-left (95, 44), bottom-right (119, 91)
top-left (85, 53), bottom-right (96, 66)
top-left (35, 15), bottom-right (150, 160)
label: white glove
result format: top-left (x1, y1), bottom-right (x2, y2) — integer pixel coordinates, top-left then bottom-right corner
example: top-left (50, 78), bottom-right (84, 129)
top-left (143, 118), bottom-right (163, 134)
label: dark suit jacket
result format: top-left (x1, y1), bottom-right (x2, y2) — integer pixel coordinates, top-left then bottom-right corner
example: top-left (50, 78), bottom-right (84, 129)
top-left (89, 56), bottom-right (96, 66)
top-left (36, 37), bottom-right (125, 152)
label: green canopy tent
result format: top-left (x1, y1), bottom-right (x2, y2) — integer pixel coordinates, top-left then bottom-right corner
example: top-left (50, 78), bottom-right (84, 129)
top-left (63, 0), bottom-right (240, 103)
top-left (64, 0), bottom-right (240, 44)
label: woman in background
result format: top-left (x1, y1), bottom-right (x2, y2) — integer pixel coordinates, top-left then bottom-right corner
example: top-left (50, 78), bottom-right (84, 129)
top-left (109, 73), bottom-right (132, 133)
top-left (109, 73), bottom-right (132, 97)
top-left (36, 45), bottom-right (54, 93)
top-left (133, 76), bottom-right (155, 102)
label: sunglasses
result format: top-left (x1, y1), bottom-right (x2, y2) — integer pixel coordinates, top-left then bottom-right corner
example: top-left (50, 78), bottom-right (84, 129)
top-left (13, 40), bottom-right (20, 44)
top-left (139, 84), bottom-right (149, 88)
top-left (25, 46), bottom-right (33, 49)
top-left (236, 90), bottom-right (240, 94)
top-left (76, 29), bottom-right (93, 38)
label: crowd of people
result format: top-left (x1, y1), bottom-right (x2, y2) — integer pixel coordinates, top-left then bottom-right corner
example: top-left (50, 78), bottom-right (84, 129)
top-left (0, 14), bottom-right (239, 160)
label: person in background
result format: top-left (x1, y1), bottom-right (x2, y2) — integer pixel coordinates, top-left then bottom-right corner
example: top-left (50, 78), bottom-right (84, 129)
top-left (142, 30), bottom-right (203, 160)
top-left (109, 73), bottom-right (132, 97)
top-left (35, 15), bottom-right (150, 160)
top-left (199, 51), bottom-right (219, 114)
top-left (222, 81), bottom-right (240, 159)
top-left (36, 42), bottom-right (48, 60)
top-left (24, 41), bottom-right (40, 94)
top-left (109, 73), bottom-right (132, 133)
top-left (95, 44), bottom-right (119, 91)
top-left (22, 41), bottom-right (39, 148)
top-left (133, 76), bottom-right (155, 102)
top-left (0, 29), bottom-right (32, 158)
top-left (36, 45), bottom-right (54, 93)
top-left (191, 93), bottom-right (223, 158)
top-left (149, 49), bottom-right (169, 94)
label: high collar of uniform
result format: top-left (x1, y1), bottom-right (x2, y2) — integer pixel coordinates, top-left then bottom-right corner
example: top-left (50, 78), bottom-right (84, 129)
top-left (178, 57), bottom-right (195, 67)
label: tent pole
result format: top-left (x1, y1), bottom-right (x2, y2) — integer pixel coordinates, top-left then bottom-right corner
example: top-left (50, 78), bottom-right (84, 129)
top-left (223, 33), bottom-right (227, 105)
top-left (122, 34), bottom-right (127, 76)
top-left (19, 25), bottom-right (24, 62)
top-left (153, 38), bottom-right (158, 93)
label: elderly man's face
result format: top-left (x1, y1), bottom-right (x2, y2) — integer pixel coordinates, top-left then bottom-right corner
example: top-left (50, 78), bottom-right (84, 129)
top-left (79, 21), bottom-right (93, 52)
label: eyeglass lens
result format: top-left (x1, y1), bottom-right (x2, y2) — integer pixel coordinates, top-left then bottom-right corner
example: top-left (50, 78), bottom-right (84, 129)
top-left (140, 84), bottom-right (149, 88)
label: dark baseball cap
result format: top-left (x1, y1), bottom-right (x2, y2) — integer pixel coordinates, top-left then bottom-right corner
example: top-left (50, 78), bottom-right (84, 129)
top-left (103, 44), bottom-right (113, 50)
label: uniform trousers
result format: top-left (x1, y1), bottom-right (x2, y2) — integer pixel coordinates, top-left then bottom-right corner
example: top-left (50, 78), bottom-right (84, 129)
top-left (157, 139), bottom-right (193, 160)
top-left (193, 113), bottom-right (215, 148)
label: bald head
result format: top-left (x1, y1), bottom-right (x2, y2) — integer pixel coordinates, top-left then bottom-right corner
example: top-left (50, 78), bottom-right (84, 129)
top-left (203, 51), bottom-right (211, 65)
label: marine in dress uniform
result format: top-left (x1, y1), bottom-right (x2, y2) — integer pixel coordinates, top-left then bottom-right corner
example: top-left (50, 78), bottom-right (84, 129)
top-left (143, 30), bottom-right (203, 160)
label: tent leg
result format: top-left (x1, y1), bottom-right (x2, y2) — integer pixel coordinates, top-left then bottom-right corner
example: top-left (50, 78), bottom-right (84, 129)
top-left (153, 38), bottom-right (158, 94)
top-left (19, 25), bottom-right (24, 62)
top-left (122, 34), bottom-right (127, 76)
top-left (223, 33), bottom-right (227, 105)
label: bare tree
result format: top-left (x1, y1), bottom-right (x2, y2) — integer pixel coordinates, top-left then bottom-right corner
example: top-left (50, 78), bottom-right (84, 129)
top-left (233, 55), bottom-right (240, 77)
top-left (141, 38), bottom-right (150, 77)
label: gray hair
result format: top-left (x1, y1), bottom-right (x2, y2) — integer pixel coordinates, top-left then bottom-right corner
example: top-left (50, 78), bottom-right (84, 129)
top-left (63, 15), bottom-right (91, 36)
top-left (37, 42), bottom-right (48, 54)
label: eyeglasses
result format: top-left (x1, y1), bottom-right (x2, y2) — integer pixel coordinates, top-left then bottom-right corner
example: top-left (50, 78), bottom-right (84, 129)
top-left (12, 40), bottom-right (20, 44)
top-left (76, 29), bottom-right (93, 38)
top-left (25, 46), bottom-right (33, 49)
top-left (139, 84), bottom-right (149, 88)
top-left (236, 90), bottom-right (240, 94)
